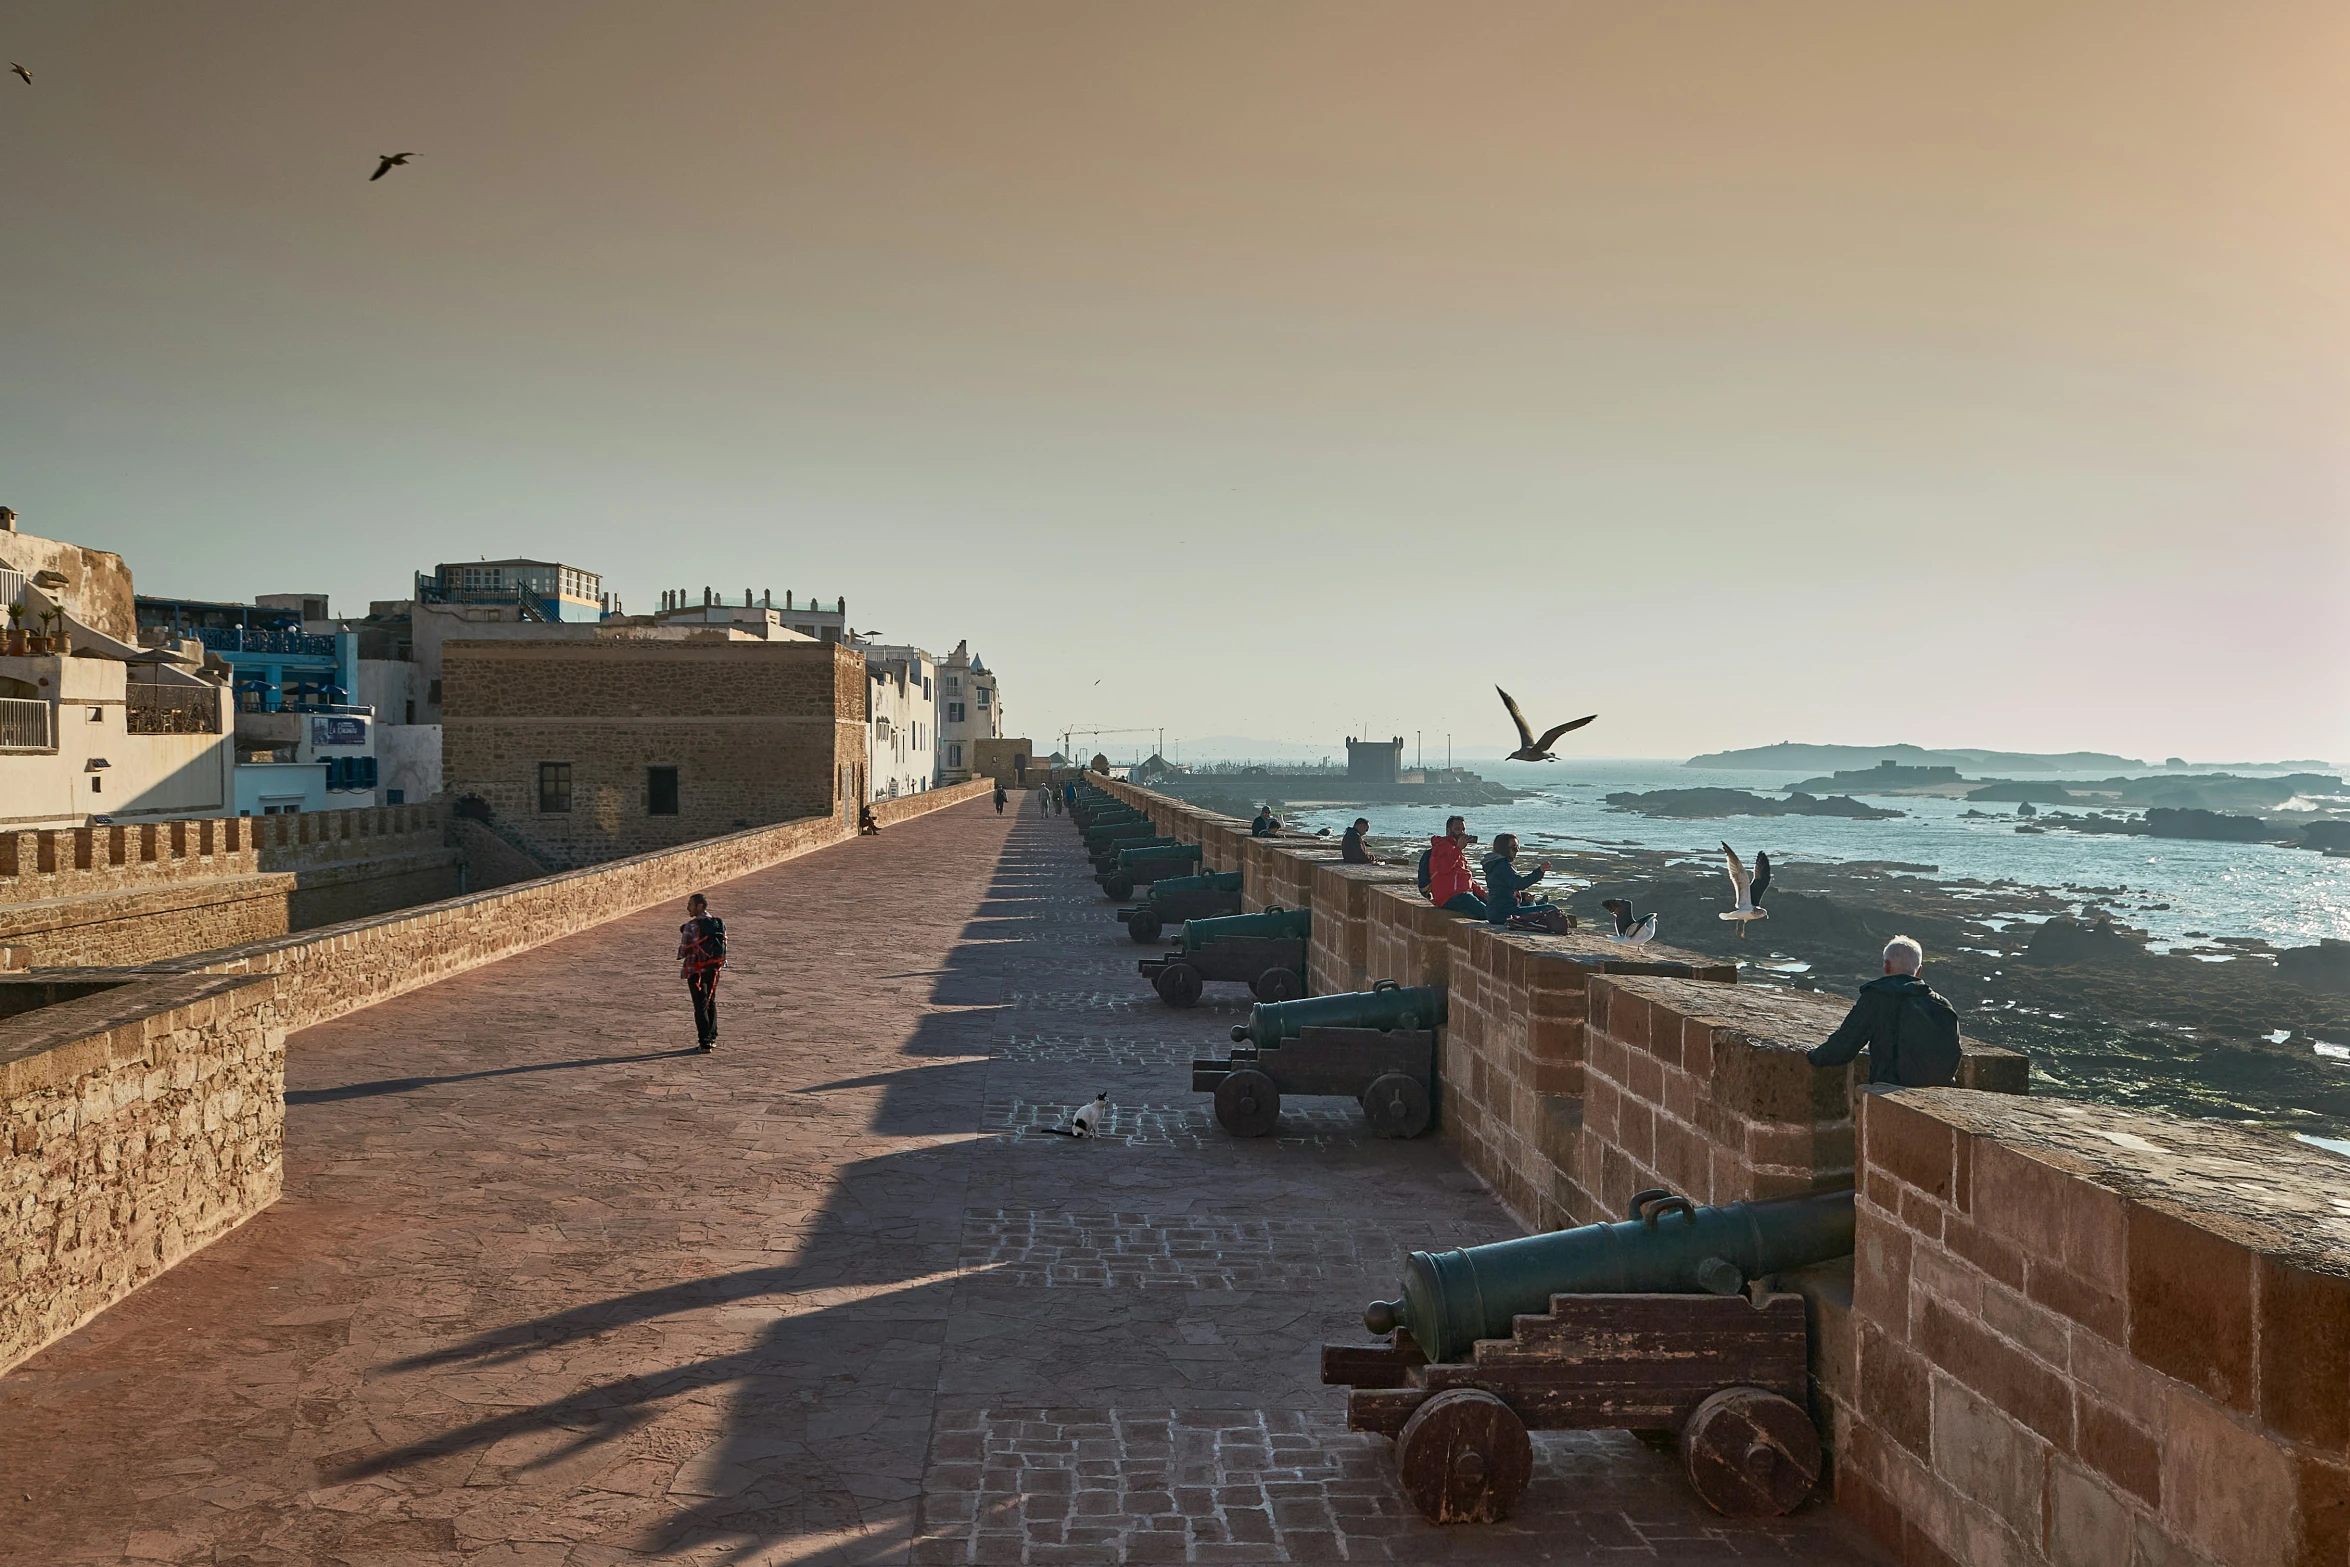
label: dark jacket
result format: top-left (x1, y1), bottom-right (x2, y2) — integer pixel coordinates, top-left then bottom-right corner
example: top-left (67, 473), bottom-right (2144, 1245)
top-left (1807, 974), bottom-right (1941, 1084)
top-left (1480, 852), bottom-right (1544, 922)
top-left (1340, 827), bottom-right (1373, 864)
top-left (1251, 812), bottom-right (1277, 837)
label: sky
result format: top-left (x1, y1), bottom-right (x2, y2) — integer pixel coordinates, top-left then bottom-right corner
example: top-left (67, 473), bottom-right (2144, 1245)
top-left (2, 2), bottom-right (2345, 764)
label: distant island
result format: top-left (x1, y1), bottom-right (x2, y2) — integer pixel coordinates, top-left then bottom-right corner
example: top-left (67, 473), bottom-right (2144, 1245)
top-left (1685, 742), bottom-right (2145, 773)
top-left (1604, 788), bottom-right (1903, 821)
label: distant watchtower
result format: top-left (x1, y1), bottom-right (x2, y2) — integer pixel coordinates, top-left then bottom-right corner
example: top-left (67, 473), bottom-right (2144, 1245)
top-left (1346, 736), bottom-right (1404, 784)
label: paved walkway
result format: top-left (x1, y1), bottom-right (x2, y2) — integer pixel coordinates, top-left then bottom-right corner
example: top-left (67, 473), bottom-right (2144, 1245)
top-left (0, 799), bottom-right (1887, 1565)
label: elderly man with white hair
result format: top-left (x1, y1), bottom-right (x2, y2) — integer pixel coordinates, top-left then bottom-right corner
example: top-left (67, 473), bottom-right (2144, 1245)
top-left (1804, 935), bottom-right (1963, 1087)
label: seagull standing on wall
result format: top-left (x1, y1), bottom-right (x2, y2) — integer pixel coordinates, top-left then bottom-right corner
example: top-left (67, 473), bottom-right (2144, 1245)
top-left (1600, 899), bottom-right (1658, 943)
top-left (1496, 687), bottom-right (1596, 762)
top-left (1718, 843), bottom-right (1772, 937)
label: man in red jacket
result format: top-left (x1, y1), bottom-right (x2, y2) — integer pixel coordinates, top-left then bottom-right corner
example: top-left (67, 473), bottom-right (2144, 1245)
top-left (1425, 817), bottom-right (1489, 918)
top-left (678, 893), bottom-right (727, 1051)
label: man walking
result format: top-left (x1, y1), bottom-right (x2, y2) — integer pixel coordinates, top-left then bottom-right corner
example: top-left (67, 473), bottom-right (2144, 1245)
top-left (678, 893), bottom-right (726, 1051)
top-left (994, 783), bottom-right (1007, 814)
top-left (1806, 936), bottom-right (1962, 1087)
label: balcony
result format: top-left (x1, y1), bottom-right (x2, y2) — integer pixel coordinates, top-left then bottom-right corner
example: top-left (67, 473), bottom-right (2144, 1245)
top-left (195, 627), bottom-right (339, 657)
top-left (126, 686), bottom-right (222, 736)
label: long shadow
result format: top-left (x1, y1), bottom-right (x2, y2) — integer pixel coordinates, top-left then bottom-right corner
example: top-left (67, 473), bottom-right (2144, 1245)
top-left (322, 808), bottom-right (1110, 1560)
top-left (286, 1047), bottom-right (704, 1103)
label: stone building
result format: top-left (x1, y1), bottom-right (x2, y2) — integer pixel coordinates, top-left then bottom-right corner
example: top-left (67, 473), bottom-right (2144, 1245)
top-left (865, 651), bottom-right (934, 800)
top-left (440, 632), bottom-right (867, 867)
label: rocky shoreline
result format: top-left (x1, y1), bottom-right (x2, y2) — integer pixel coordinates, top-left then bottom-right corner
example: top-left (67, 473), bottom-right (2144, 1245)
top-left (1359, 831), bottom-right (2350, 1144)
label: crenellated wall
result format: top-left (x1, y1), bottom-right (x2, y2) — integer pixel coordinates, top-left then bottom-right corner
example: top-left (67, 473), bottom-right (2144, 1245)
top-left (0, 803), bottom-right (459, 968)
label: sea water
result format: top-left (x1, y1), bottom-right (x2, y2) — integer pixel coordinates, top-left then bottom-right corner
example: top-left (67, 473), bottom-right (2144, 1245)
top-left (1283, 759), bottom-right (2350, 952)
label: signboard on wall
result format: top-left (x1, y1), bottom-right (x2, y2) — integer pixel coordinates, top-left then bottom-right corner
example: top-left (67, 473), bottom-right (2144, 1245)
top-left (310, 716), bottom-right (368, 748)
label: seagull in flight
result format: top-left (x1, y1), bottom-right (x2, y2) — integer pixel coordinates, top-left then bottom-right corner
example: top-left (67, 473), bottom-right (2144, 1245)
top-left (369, 153), bottom-right (416, 181)
top-left (1718, 843), bottom-right (1772, 937)
top-left (10, 63), bottom-right (30, 85)
top-left (1496, 687), bottom-right (1596, 762)
top-left (1600, 898), bottom-right (1657, 943)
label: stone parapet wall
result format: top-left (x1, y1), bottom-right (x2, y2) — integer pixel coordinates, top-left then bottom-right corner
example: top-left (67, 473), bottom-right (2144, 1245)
top-left (1840, 1090), bottom-right (2347, 1567)
top-left (169, 779), bottom-right (993, 1035)
top-left (0, 803), bottom-right (445, 906)
top-left (1304, 862), bottom-right (1418, 995)
top-left (0, 972), bottom-right (286, 1376)
top-left (1581, 978), bottom-right (2028, 1225)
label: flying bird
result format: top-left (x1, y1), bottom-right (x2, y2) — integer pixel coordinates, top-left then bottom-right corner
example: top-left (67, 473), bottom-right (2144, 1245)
top-left (10, 63), bottom-right (29, 84)
top-left (369, 153), bottom-right (416, 181)
top-left (1600, 898), bottom-right (1658, 943)
top-left (1718, 843), bottom-right (1772, 937)
top-left (1037, 1092), bottom-right (1109, 1138)
top-left (1496, 686), bottom-right (1596, 762)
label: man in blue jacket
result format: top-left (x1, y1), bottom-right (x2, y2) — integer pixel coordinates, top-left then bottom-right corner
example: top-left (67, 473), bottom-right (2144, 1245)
top-left (1481, 834), bottom-right (1554, 924)
top-left (1806, 936), bottom-right (1961, 1087)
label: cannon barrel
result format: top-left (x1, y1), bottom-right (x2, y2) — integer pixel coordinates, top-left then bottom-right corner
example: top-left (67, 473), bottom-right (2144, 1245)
top-left (1230, 980), bottom-right (1444, 1048)
top-left (1180, 906), bottom-right (1311, 951)
top-left (1084, 821), bottom-right (1158, 849)
top-left (1148, 870), bottom-right (1243, 897)
top-left (1364, 1188), bottom-right (1855, 1363)
top-left (1079, 809), bottom-right (1145, 833)
top-left (1115, 843), bottom-right (1203, 869)
top-left (1093, 837), bottom-right (1176, 865)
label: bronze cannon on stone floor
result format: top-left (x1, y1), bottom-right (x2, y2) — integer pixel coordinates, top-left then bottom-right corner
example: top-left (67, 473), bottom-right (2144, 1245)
top-left (1113, 870), bottom-right (1243, 943)
top-left (1136, 906), bottom-right (1310, 1007)
top-left (1324, 1188), bottom-right (1854, 1525)
top-left (1193, 981), bottom-right (1444, 1138)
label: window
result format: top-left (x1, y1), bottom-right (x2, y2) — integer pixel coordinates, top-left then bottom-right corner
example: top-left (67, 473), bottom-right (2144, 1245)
top-left (948, 743), bottom-right (962, 768)
top-left (976, 687), bottom-right (990, 708)
top-left (386, 788), bottom-right (405, 805)
top-left (948, 702), bottom-right (965, 723)
top-left (944, 676), bottom-right (961, 693)
top-left (647, 766), bottom-right (680, 816)
top-left (922, 677), bottom-right (931, 699)
top-left (427, 678), bottom-right (443, 705)
top-left (538, 762), bottom-right (573, 813)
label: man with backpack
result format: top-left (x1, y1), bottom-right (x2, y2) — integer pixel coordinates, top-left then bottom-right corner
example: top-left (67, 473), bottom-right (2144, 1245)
top-left (678, 892), bottom-right (727, 1052)
top-left (1806, 935), bottom-right (1962, 1087)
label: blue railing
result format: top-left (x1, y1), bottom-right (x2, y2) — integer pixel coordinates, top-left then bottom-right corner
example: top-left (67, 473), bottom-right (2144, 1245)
top-left (196, 627), bottom-right (338, 657)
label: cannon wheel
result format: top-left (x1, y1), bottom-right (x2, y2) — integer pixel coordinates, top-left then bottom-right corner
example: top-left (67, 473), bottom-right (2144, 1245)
top-left (1361, 1072), bottom-right (1432, 1139)
top-left (1104, 874), bottom-right (1135, 901)
top-left (1679, 1386), bottom-right (1821, 1518)
top-left (1252, 967), bottom-right (1304, 1003)
top-left (1393, 1388), bottom-right (1532, 1525)
top-left (1213, 1068), bottom-right (1280, 1137)
top-left (1126, 908), bottom-right (1163, 944)
top-left (1153, 962), bottom-right (1203, 1008)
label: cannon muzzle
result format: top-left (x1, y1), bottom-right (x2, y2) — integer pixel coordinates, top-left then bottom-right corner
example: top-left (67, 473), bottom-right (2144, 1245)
top-left (1115, 843), bottom-right (1203, 869)
top-left (1367, 1188), bottom-right (1855, 1362)
top-left (1180, 906), bottom-right (1310, 951)
top-left (1230, 980), bottom-right (1445, 1047)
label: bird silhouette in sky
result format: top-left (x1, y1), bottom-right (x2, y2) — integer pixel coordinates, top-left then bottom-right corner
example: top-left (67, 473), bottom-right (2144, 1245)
top-left (369, 153), bottom-right (416, 181)
top-left (10, 63), bottom-right (30, 85)
top-left (1496, 686), bottom-right (1596, 761)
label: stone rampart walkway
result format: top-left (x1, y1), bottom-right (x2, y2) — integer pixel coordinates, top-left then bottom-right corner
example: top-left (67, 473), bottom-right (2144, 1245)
top-left (0, 799), bottom-right (1886, 1565)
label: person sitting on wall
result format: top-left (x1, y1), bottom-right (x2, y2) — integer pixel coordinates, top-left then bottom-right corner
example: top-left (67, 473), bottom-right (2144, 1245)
top-left (1341, 817), bottom-right (1375, 864)
top-left (1251, 806), bottom-right (1282, 837)
top-left (1425, 816), bottom-right (1488, 918)
top-left (1805, 936), bottom-right (1963, 1088)
top-left (1482, 833), bottom-right (1573, 932)
top-left (858, 804), bottom-right (882, 836)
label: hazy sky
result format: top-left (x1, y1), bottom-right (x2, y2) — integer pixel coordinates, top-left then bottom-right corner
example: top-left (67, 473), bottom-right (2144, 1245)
top-left (4, 3), bottom-right (2344, 763)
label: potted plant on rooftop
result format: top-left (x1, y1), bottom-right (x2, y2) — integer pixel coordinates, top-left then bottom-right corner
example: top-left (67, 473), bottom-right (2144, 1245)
top-left (3, 602), bottom-right (24, 656)
top-left (35, 606), bottom-right (63, 654)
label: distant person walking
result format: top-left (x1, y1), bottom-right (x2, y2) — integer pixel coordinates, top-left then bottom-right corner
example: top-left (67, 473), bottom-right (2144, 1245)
top-left (1806, 936), bottom-right (1962, 1087)
top-left (1341, 818), bottom-right (1374, 864)
top-left (677, 893), bottom-right (727, 1052)
top-left (1062, 780), bottom-right (1077, 813)
top-left (1425, 816), bottom-right (1488, 918)
top-left (1037, 785), bottom-right (1052, 815)
top-left (994, 784), bottom-right (1007, 814)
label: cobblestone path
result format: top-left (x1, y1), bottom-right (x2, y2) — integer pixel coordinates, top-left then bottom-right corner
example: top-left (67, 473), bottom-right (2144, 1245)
top-left (0, 800), bottom-right (1887, 1565)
